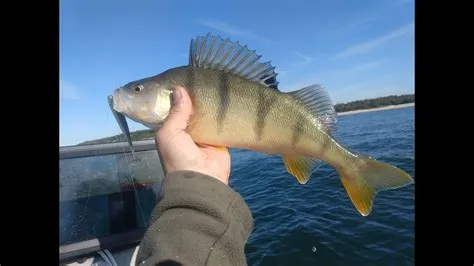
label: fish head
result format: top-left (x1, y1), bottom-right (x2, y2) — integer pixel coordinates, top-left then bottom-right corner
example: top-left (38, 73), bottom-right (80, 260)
top-left (112, 76), bottom-right (174, 128)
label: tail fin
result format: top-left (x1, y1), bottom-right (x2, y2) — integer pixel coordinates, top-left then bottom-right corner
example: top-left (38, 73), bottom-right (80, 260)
top-left (337, 156), bottom-right (414, 216)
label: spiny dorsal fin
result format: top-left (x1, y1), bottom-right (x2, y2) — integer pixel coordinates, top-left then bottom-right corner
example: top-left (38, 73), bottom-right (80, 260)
top-left (287, 84), bottom-right (337, 133)
top-left (189, 33), bottom-right (279, 90)
top-left (283, 155), bottom-right (324, 184)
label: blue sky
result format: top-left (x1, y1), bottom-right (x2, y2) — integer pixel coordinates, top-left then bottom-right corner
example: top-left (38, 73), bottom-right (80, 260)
top-left (60, 0), bottom-right (414, 146)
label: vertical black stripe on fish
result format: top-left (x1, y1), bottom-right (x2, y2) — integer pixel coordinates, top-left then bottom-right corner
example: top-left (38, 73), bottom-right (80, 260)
top-left (183, 67), bottom-right (199, 133)
top-left (217, 72), bottom-right (230, 133)
top-left (254, 89), bottom-right (276, 141)
top-left (291, 111), bottom-right (306, 147)
top-left (185, 67), bottom-right (195, 90)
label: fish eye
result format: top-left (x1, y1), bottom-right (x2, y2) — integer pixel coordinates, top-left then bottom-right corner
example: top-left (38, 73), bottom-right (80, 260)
top-left (132, 85), bottom-right (144, 93)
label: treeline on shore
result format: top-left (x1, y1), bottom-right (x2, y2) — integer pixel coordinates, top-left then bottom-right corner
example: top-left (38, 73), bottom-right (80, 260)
top-left (334, 94), bottom-right (414, 113)
top-left (78, 129), bottom-right (155, 146)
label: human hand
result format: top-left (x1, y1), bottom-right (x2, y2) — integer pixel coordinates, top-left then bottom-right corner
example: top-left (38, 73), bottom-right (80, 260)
top-left (155, 86), bottom-right (231, 185)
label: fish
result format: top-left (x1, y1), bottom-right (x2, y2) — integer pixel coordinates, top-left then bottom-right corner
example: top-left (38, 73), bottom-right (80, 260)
top-left (107, 95), bottom-right (138, 160)
top-left (109, 33), bottom-right (414, 216)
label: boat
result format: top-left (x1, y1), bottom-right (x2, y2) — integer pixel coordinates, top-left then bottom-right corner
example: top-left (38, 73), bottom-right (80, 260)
top-left (59, 140), bottom-right (164, 265)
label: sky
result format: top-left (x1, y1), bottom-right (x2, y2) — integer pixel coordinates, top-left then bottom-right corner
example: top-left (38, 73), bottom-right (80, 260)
top-left (60, 0), bottom-right (414, 146)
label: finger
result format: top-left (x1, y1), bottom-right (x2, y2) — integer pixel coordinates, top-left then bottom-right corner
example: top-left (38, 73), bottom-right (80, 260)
top-left (157, 86), bottom-right (192, 141)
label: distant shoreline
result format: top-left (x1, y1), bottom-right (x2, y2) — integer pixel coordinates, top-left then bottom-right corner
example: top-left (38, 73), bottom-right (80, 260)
top-left (337, 103), bottom-right (414, 116)
top-left (72, 103), bottom-right (414, 147)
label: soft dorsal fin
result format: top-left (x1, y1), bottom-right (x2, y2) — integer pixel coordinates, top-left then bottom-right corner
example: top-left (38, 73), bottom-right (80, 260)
top-left (287, 84), bottom-right (338, 133)
top-left (189, 33), bottom-right (279, 89)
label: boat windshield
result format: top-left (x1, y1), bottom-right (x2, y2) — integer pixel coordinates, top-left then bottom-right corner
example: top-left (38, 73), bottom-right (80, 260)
top-left (59, 141), bottom-right (164, 258)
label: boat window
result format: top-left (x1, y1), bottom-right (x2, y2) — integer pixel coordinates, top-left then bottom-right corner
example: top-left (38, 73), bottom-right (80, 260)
top-left (59, 146), bottom-right (164, 248)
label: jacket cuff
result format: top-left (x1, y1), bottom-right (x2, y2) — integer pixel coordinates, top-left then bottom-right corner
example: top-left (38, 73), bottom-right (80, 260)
top-left (157, 170), bottom-right (254, 234)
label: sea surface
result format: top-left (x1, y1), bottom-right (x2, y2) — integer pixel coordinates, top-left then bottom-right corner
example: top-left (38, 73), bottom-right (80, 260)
top-left (59, 106), bottom-right (414, 265)
top-left (229, 106), bottom-right (415, 266)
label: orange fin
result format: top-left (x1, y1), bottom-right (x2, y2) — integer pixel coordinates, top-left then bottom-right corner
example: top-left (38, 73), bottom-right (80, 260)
top-left (337, 156), bottom-right (414, 216)
top-left (213, 145), bottom-right (228, 152)
top-left (282, 155), bottom-right (322, 184)
top-left (198, 143), bottom-right (228, 152)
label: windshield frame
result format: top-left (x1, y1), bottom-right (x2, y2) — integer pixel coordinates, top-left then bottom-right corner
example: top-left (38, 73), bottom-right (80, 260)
top-left (59, 140), bottom-right (161, 262)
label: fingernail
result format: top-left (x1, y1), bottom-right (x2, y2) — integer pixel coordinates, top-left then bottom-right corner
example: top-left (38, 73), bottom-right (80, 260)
top-left (172, 87), bottom-right (182, 105)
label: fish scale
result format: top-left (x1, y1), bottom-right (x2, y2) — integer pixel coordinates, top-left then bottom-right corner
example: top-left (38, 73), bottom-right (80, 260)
top-left (108, 33), bottom-right (414, 217)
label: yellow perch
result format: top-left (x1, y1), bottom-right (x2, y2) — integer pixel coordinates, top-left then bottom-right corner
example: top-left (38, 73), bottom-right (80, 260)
top-left (110, 33), bottom-right (414, 216)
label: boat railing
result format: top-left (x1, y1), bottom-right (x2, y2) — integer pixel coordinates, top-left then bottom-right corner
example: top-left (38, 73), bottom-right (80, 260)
top-left (60, 139), bottom-right (157, 159)
top-left (59, 140), bottom-right (164, 262)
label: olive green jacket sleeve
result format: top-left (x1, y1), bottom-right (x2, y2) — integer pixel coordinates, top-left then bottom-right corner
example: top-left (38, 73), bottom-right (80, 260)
top-left (135, 171), bottom-right (254, 266)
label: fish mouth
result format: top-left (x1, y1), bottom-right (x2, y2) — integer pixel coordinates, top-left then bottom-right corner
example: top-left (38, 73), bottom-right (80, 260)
top-left (109, 89), bottom-right (125, 113)
top-left (107, 94), bottom-right (125, 118)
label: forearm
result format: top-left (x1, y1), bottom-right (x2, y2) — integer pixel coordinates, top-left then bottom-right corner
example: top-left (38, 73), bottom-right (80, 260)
top-left (135, 171), bottom-right (254, 266)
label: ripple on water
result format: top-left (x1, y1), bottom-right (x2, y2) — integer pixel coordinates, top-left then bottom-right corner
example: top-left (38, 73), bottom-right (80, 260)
top-left (231, 107), bottom-right (415, 265)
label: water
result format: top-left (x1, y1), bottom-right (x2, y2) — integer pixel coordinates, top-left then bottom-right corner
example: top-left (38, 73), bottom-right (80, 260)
top-left (59, 106), bottom-right (414, 265)
top-left (229, 106), bottom-right (414, 266)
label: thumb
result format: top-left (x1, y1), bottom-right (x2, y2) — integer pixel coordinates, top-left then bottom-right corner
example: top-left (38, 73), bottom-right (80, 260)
top-left (162, 86), bottom-right (192, 132)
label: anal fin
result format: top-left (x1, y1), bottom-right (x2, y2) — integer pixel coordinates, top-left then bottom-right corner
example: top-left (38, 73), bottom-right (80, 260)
top-left (282, 156), bottom-right (323, 184)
